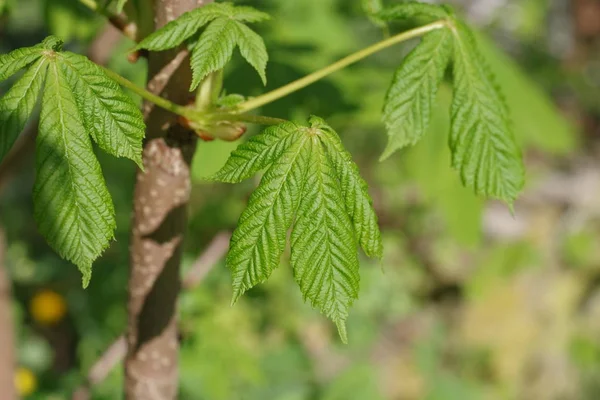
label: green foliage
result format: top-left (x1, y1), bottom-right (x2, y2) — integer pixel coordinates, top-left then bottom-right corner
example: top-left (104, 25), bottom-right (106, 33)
top-left (0, 37), bottom-right (145, 284)
top-left (378, 3), bottom-right (524, 204)
top-left (361, 0), bottom-right (387, 31)
top-left (211, 117), bottom-right (382, 341)
top-left (475, 32), bottom-right (576, 154)
top-left (114, 0), bottom-right (127, 13)
top-left (381, 28), bottom-right (452, 159)
top-left (135, 2), bottom-right (269, 90)
top-left (59, 52), bottom-right (144, 167)
top-left (0, 58), bottom-right (47, 161)
top-left (378, 1), bottom-right (451, 21)
top-left (449, 21), bottom-right (524, 204)
top-left (0, 45), bottom-right (47, 82)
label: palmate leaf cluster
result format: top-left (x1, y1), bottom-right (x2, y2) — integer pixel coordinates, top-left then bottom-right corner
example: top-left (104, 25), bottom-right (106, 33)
top-left (135, 1), bottom-right (270, 90)
top-left (0, 1), bottom-right (527, 340)
top-left (0, 37), bottom-right (145, 285)
top-left (209, 2), bottom-right (524, 338)
top-left (379, 2), bottom-right (524, 204)
top-left (210, 117), bottom-right (382, 342)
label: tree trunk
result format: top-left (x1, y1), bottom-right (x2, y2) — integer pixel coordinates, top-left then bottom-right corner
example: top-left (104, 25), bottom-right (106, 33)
top-left (125, 1), bottom-right (211, 398)
top-left (0, 229), bottom-right (16, 400)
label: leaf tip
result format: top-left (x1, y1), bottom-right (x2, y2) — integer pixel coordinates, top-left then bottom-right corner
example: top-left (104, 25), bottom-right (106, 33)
top-left (81, 268), bottom-right (92, 289)
top-left (335, 319), bottom-right (349, 344)
top-left (378, 147), bottom-right (394, 162)
top-left (231, 285), bottom-right (245, 306)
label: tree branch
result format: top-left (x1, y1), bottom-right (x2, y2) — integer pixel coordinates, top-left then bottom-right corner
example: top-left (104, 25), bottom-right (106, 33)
top-left (72, 231), bottom-right (230, 400)
top-left (79, 0), bottom-right (138, 42)
top-left (125, 2), bottom-right (212, 398)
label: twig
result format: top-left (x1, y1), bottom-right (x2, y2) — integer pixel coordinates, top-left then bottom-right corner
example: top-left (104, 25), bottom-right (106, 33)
top-left (182, 231), bottom-right (231, 289)
top-left (71, 231), bottom-right (231, 400)
top-left (79, 0), bottom-right (138, 42)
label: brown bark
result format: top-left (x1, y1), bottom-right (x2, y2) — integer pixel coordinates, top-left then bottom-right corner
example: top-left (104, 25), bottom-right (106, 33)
top-left (124, 1), bottom-right (212, 398)
top-left (72, 231), bottom-right (229, 400)
top-left (0, 229), bottom-right (16, 400)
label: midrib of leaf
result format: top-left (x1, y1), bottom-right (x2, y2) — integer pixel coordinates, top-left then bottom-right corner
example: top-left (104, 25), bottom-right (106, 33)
top-left (387, 33), bottom-right (447, 115)
top-left (451, 30), bottom-right (516, 198)
top-left (49, 61), bottom-right (84, 255)
top-left (37, 60), bottom-right (114, 268)
top-left (58, 54), bottom-right (143, 166)
top-left (299, 137), bottom-right (357, 342)
top-left (382, 29), bottom-right (451, 157)
top-left (319, 131), bottom-right (382, 259)
top-left (190, 17), bottom-right (238, 90)
top-left (231, 132), bottom-right (309, 301)
top-left (315, 140), bottom-right (346, 319)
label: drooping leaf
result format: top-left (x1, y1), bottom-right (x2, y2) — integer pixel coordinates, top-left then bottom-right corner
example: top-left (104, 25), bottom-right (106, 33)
top-left (290, 132), bottom-right (359, 344)
top-left (190, 17), bottom-right (238, 91)
top-left (211, 118), bottom-right (382, 341)
top-left (378, 1), bottom-right (451, 22)
top-left (312, 117), bottom-right (382, 259)
top-left (134, 3), bottom-right (225, 51)
top-left (58, 52), bottom-right (145, 166)
top-left (135, 2), bottom-right (269, 90)
top-left (228, 5), bottom-right (270, 23)
top-left (209, 121), bottom-right (300, 183)
top-left (449, 21), bottom-right (524, 204)
top-left (33, 60), bottom-right (116, 286)
top-left (0, 46), bottom-right (44, 82)
top-left (0, 57), bottom-right (48, 162)
top-left (228, 133), bottom-right (309, 302)
top-left (381, 28), bottom-right (452, 159)
top-left (0, 36), bottom-right (144, 283)
top-left (474, 31), bottom-right (577, 154)
top-left (0, 37), bottom-right (63, 83)
top-left (234, 21), bottom-right (268, 85)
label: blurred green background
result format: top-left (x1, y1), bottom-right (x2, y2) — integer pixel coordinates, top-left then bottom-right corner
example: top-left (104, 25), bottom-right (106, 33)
top-left (1, 0), bottom-right (600, 399)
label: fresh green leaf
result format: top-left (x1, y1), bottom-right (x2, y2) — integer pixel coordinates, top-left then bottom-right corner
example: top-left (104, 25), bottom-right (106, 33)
top-left (381, 28), bottom-right (452, 159)
top-left (0, 57), bottom-right (48, 162)
top-left (290, 130), bottom-right (359, 343)
top-left (209, 122), bottom-right (299, 183)
top-left (190, 17), bottom-right (238, 91)
top-left (475, 31), bottom-right (577, 154)
top-left (226, 129), bottom-right (309, 302)
top-left (449, 21), bottom-right (524, 204)
top-left (58, 52), bottom-right (145, 167)
top-left (0, 46), bottom-right (44, 82)
top-left (135, 2), bottom-right (269, 90)
top-left (33, 59), bottom-right (116, 286)
top-left (234, 21), bottom-right (268, 85)
top-left (228, 5), bottom-right (270, 23)
top-left (212, 118), bottom-right (381, 340)
top-left (134, 3), bottom-right (225, 51)
top-left (312, 117), bottom-right (382, 259)
top-left (0, 36), bottom-right (63, 82)
top-left (378, 1), bottom-right (451, 22)
top-left (0, 36), bottom-right (145, 282)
